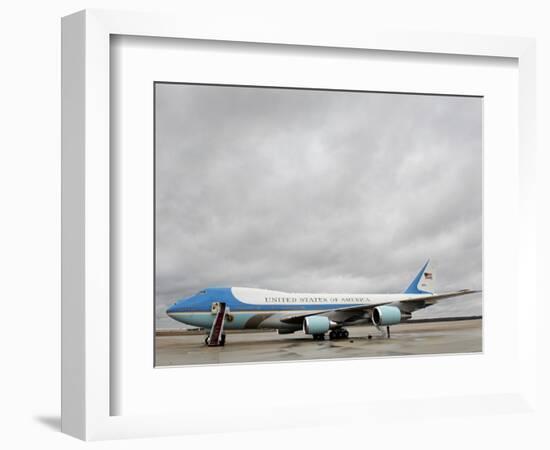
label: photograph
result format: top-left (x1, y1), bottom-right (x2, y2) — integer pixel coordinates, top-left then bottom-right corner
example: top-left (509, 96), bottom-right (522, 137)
top-left (154, 82), bottom-right (483, 367)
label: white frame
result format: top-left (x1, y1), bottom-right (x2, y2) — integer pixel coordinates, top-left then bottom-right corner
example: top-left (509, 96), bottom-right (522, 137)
top-left (61, 9), bottom-right (537, 441)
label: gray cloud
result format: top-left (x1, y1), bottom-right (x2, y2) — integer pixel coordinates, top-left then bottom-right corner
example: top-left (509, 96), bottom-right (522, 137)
top-left (155, 84), bottom-right (482, 328)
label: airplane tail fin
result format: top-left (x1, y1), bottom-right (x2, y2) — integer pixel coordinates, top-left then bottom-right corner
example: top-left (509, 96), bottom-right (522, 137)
top-left (403, 260), bottom-right (434, 294)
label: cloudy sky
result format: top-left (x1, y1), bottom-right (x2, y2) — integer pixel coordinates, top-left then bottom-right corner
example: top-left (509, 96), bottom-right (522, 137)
top-left (155, 83), bottom-right (482, 329)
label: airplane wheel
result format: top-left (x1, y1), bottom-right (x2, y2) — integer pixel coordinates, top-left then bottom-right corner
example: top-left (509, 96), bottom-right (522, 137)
top-left (329, 329), bottom-right (349, 339)
top-left (313, 334), bottom-right (325, 341)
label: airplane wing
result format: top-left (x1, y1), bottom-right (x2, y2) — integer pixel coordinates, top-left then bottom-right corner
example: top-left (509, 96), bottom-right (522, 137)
top-left (279, 289), bottom-right (480, 325)
top-left (395, 289), bottom-right (481, 313)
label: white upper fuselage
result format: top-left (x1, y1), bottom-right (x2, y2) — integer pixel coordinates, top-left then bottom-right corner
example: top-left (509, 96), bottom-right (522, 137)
top-left (231, 287), bottom-right (418, 307)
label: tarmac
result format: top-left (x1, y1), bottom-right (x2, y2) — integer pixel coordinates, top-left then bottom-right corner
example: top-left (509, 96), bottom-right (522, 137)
top-left (155, 318), bottom-right (482, 367)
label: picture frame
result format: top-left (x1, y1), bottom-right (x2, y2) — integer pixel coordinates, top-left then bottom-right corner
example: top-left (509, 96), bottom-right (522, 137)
top-left (61, 9), bottom-right (537, 441)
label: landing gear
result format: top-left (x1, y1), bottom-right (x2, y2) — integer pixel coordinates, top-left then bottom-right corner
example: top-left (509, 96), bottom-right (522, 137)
top-left (329, 328), bottom-right (349, 340)
top-left (374, 324), bottom-right (391, 338)
top-left (312, 334), bottom-right (325, 341)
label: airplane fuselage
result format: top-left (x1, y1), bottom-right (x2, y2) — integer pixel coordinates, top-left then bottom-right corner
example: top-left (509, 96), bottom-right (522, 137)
top-left (166, 286), bottom-right (424, 331)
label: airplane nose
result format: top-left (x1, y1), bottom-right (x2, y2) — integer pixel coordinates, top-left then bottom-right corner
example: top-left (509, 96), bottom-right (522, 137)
top-left (166, 303), bottom-right (177, 316)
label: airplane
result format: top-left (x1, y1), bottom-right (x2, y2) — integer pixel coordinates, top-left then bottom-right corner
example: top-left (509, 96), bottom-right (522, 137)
top-left (166, 260), bottom-right (480, 345)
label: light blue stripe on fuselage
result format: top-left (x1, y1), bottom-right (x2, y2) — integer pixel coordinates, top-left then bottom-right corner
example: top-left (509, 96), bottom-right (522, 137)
top-left (168, 312), bottom-right (254, 329)
top-left (168, 311), bottom-right (306, 330)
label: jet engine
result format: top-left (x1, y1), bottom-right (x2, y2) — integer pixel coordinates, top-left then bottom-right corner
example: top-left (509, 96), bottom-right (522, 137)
top-left (372, 305), bottom-right (404, 326)
top-left (303, 316), bottom-right (337, 335)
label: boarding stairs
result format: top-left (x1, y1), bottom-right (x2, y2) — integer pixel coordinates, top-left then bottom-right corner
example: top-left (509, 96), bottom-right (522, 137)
top-left (207, 302), bottom-right (227, 346)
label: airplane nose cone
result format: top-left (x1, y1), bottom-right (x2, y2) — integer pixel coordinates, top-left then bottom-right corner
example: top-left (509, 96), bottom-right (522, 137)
top-left (166, 303), bottom-right (177, 316)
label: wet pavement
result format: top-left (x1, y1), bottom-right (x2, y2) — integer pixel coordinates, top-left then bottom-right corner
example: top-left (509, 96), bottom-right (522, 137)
top-left (155, 319), bottom-right (482, 367)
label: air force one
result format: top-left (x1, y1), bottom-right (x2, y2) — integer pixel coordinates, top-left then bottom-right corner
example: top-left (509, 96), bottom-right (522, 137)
top-left (166, 260), bottom-right (480, 345)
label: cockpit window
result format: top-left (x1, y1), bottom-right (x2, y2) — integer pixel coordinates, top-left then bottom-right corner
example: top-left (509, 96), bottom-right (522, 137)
top-left (197, 290), bottom-right (206, 295)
